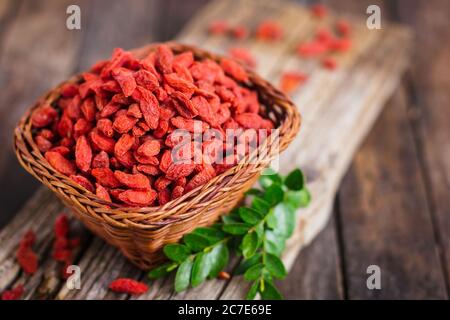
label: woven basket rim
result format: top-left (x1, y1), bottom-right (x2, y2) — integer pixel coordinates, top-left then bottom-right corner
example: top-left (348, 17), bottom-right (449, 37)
top-left (14, 41), bottom-right (301, 226)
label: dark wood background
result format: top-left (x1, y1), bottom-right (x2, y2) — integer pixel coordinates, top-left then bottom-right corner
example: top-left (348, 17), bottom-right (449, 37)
top-left (0, 0), bottom-right (449, 299)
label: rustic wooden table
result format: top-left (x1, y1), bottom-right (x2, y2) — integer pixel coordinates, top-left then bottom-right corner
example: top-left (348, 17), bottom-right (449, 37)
top-left (0, 0), bottom-right (449, 299)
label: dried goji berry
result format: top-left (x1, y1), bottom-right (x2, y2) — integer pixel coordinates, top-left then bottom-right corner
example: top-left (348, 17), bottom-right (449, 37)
top-left (136, 164), bottom-right (160, 176)
top-left (96, 183), bottom-right (111, 202)
top-left (45, 151), bottom-right (77, 176)
top-left (92, 151), bottom-right (110, 168)
top-left (92, 168), bottom-right (121, 188)
top-left (173, 51), bottom-right (194, 69)
top-left (90, 130), bottom-right (116, 153)
top-left (155, 44), bottom-right (173, 74)
top-left (1, 285), bottom-right (24, 300)
top-left (112, 67), bottom-right (137, 97)
top-left (336, 19), bottom-right (351, 37)
top-left (70, 174), bottom-right (94, 192)
top-left (113, 114), bottom-right (138, 134)
top-left (109, 278), bottom-right (148, 295)
top-left (35, 135), bottom-right (52, 153)
top-left (279, 71), bottom-right (308, 94)
top-left (322, 57), bottom-right (338, 70)
top-left (166, 163), bottom-right (196, 180)
top-left (185, 164), bottom-right (216, 192)
top-left (172, 185), bottom-right (184, 199)
top-left (171, 91), bottom-right (198, 118)
top-left (16, 230), bottom-right (38, 275)
top-left (311, 3), bottom-right (328, 19)
top-left (97, 118), bottom-right (114, 137)
top-left (256, 20), bottom-right (283, 41)
top-left (114, 171), bottom-right (150, 189)
top-left (31, 105), bottom-right (58, 128)
top-left (220, 58), bottom-right (248, 82)
top-left (208, 20), bottom-right (228, 35)
top-left (132, 86), bottom-right (160, 129)
top-left (118, 189), bottom-right (157, 206)
top-left (137, 139), bottom-right (160, 157)
top-left (75, 135), bottom-right (92, 172)
top-left (171, 116), bottom-right (209, 133)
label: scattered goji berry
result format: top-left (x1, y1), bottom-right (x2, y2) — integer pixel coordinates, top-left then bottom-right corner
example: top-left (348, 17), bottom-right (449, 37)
top-left (336, 19), bottom-right (351, 36)
top-left (109, 278), bottom-right (148, 295)
top-left (1, 284), bottom-right (24, 300)
top-left (311, 3), bottom-right (328, 19)
top-left (322, 57), bottom-right (338, 70)
top-left (230, 25), bottom-right (249, 40)
top-left (279, 71), bottom-right (308, 94)
top-left (256, 20), bottom-right (283, 41)
top-left (16, 230), bottom-right (38, 275)
top-left (208, 20), bottom-right (228, 35)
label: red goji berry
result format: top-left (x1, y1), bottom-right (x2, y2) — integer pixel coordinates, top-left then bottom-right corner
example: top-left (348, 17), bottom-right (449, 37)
top-left (109, 278), bottom-right (148, 295)
top-left (220, 58), bottom-right (248, 82)
top-left (92, 168), bottom-right (121, 188)
top-left (311, 3), bottom-right (328, 19)
top-left (256, 20), bottom-right (283, 41)
top-left (208, 20), bottom-right (228, 35)
top-left (45, 151), bottom-right (77, 176)
top-left (75, 135), bottom-right (92, 172)
top-left (118, 189), bottom-right (157, 206)
top-left (322, 57), bottom-right (338, 70)
top-left (1, 284), bottom-right (24, 300)
top-left (279, 71), bottom-right (308, 94)
top-left (114, 171), bottom-right (150, 189)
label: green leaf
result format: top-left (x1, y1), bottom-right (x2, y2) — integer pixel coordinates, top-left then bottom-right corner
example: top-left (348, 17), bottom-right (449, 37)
top-left (163, 244), bottom-right (191, 263)
top-left (263, 183), bottom-right (284, 206)
top-left (208, 243), bottom-right (229, 278)
top-left (191, 252), bottom-right (211, 287)
top-left (239, 207), bottom-right (263, 225)
top-left (222, 223), bottom-right (251, 235)
top-left (259, 171), bottom-right (282, 189)
top-left (234, 253), bottom-right (262, 275)
top-left (148, 263), bottom-right (174, 279)
top-left (183, 233), bottom-right (211, 252)
top-left (175, 258), bottom-right (193, 292)
top-left (255, 223), bottom-right (264, 247)
top-left (260, 280), bottom-right (283, 300)
top-left (222, 213), bottom-right (242, 225)
top-left (284, 169), bottom-right (305, 191)
top-left (285, 189), bottom-right (311, 209)
top-left (245, 188), bottom-right (263, 196)
top-left (242, 231), bottom-right (259, 259)
top-left (264, 230), bottom-right (285, 256)
top-left (246, 281), bottom-right (259, 300)
top-left (266, 203), bottom-right (296, 238)
top-left (244, 263), bottom-right (264, 281)
top-left (192, 227), bottom-right (226, 243)
top-left (265, 253), bottom-right (287, 279)
top-left (251, 197), bottom-right (271, 215)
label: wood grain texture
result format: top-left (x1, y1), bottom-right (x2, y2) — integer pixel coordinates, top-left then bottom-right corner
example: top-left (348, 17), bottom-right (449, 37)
top-left (337, 87), bottom-right (447, 299)
top-left (0, 0), bottom-right (413, 299)
top-left (276, 212), bottom-right (344, 299)
top-left (0, 0), bottom-right (88, 226)
top-left (394, 0), bottom-right (450, 295)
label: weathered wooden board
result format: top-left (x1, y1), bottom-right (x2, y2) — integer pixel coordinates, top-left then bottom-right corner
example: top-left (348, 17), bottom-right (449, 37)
top-left (0, 0), bottom-right (412, 299)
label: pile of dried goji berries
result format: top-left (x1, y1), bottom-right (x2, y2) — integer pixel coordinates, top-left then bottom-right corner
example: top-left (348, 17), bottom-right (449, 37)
top-left (31, 45), bottom-right (274, 207)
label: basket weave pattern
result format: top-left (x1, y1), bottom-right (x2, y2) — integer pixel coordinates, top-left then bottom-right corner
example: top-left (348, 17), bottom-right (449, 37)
top-left (14, 43), bottom-right (300, 270)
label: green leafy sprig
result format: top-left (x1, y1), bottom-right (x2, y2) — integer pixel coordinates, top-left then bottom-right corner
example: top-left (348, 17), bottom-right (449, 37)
top-left (148, 168), bottom-right (311, 299)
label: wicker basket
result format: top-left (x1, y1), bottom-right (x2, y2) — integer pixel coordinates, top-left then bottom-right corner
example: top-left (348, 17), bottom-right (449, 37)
top-left (14, 42), bottom-right (300, 270)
